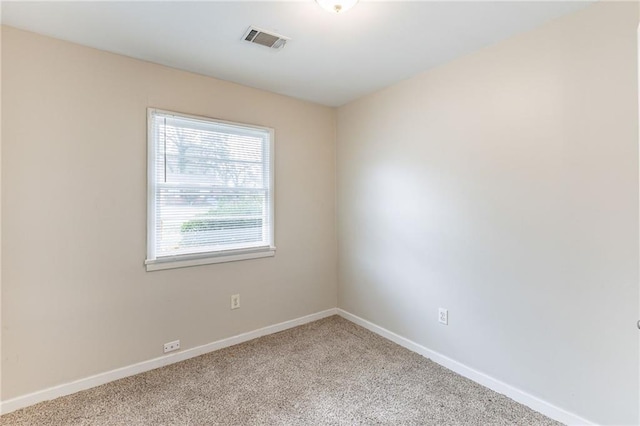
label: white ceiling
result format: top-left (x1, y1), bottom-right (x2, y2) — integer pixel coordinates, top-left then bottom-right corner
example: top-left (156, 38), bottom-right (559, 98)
top-left (2, 1), bottom-right (593, 107)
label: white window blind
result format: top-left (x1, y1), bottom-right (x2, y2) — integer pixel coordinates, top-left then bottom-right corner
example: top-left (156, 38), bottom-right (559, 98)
top-left (146, 109), bottom-right (275, 271)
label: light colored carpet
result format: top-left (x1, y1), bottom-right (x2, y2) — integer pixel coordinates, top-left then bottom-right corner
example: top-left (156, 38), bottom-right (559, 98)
top-left (1, 316), bottom-right (560, 425)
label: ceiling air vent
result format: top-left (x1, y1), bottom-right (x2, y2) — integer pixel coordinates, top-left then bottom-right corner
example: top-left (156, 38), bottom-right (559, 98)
top-left (243, 26), bottom-right (290, 50)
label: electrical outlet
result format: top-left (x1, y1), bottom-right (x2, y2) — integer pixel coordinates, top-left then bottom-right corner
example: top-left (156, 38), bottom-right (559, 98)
top-left (231, 294), bottom-right (240, 310)
top-left (164, 340), bottom-right (180, 353)
top-left (438, 308), bottom-right (448, 325)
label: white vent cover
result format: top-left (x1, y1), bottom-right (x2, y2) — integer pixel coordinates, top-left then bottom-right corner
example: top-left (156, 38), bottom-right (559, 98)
top-left (243, 26), bottom-right (290, 50)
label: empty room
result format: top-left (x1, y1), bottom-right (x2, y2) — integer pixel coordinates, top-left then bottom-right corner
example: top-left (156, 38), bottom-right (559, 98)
top-left (1, 0), bottom-right (638, 425)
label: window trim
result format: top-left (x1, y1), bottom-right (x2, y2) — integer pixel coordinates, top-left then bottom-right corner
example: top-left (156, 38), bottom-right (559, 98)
top-left (145, 108), bottom-right (276, 272)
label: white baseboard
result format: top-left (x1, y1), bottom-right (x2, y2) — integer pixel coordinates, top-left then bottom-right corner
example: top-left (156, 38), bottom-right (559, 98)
top-left (1, 308), bottom-right (338, 415)
top-left (0, 307), bottom-right (597, 425)
top-left (337, 309), bottom-right (595, 426)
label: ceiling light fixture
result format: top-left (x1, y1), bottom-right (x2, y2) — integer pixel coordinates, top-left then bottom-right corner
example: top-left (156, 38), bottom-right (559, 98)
top-left (316, 0), bottom-right (358, 14)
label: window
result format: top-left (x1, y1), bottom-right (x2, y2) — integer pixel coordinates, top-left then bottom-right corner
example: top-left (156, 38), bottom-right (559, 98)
top-left (146, 109), bottom-right (275, 271)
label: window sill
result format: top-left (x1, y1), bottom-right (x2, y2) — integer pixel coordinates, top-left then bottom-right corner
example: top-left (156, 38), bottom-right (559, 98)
top-left (145, 247), bottom-right (276, 272)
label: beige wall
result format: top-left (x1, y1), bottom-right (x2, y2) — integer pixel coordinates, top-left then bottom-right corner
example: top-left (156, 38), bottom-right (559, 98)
top-left (337, 2), bottom-right (638, 425)
top-left (0, 24), bottom-right (3, 403)
top-left (1, 26), bottom-right (337, 399)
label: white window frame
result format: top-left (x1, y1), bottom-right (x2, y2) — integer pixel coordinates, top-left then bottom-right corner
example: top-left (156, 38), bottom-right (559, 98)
top-left (145, 108), bottom-right (275, 272)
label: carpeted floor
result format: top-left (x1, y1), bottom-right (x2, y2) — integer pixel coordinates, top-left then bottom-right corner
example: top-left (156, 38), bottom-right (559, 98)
top-left (1, 316), bottom-right (560, 425)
